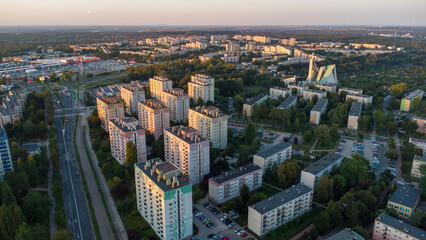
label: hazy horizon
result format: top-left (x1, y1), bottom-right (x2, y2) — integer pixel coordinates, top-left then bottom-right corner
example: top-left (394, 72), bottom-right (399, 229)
top-left (1, 0), bottom-right (425, 26)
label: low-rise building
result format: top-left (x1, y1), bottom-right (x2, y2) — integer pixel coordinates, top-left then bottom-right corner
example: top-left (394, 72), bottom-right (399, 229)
top-left (288, 84), bottom-right (308, 96)
top-left (411, 155), bottom-right (426, 179)
top-left (149, 76), bottom-right (172, 99)
top-left (314, 83), bottom-right (336, 93)
top-left (277, 96), bottom-right (298, 110)
top-left (109, 117), bottom-right (147, 165)
top-left (160, 88), bottom-right (189, 123)
top-left (409, 137), bottom-right (426, 155)
top-left (243, 93), bottom-right (268, 117)
top-left (138, 99), bottom-right (170, 140)
top-left (411, 116), bottom-right (426, 134)
top-left (164, 126), bottom-right (210, 185)
top-left (326, 228), bottom-right (365, 240)
top-left (135, 159), bottom-right (193, 240)
top-left (0, 127), bottom-right (13, 181)
top-left (209, 164), bottom-right (262, 204)
top-left (253, 142), bottom-right (292, 174)
top-left (0, 108), bottom-right (19, 126)
top-left (400, 89), bottom-right (424, 112)
top-left (248, 184), bottom-right (313, 237)
top-left (21, 143), bottom-right (41, 156)
top-left (300, 152), bottom-right (343, 191)
top-left (387, 184), bottom-right (421, 218)
top-left (346, 94), bottom-right (373, 105)
top-left (373, 213), bottom-right (426, 240)
top-left (338, 87), bottom-right (363, 95)
top-left (347, 101), bottom-right (362, 130)
top-left (269, 87), bottom-right (291, 100)
top-left (310, 98), bottom-right (328, 125)
top-left (97, 96), bottom-right (125, 131)
top-left (120, 85), bottom-right (145, 113)
top-left (188, 106), bottom-right (228, 149)
top-left (303, 89), bottom-right (327, 101)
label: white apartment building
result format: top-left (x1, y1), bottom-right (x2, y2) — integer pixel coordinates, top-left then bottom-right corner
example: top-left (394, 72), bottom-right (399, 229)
top-left (288, 84), bottom-right (308, 96)
top-left (0, 127), bottom-right (13, 181)
top-left (347, 101), bottom-right (362, 130)
top-left (338, 87), bottom-right (363, 95)
top-left (135, 159), bottom-right (193, 240)
top-left (160, 88), bottom-right (189, 123)
top-left (211, 35), bottom-right (228, 42)
top-left (97, 96), bottom-right (125, 131)
top-left (138, 99), bottom-right (170, 140)
top-left (209, 164), bottom-right (262, 204)
top-left (373, 213), bottom-right (426, 240)
top-left (248, 184), bottom-right (313, 237)
top-left (188, 106), bottom-right (228, 149)
top-left (120, 85), bottom-right (145, 113)
top-left (253, 142), bottom-right (292, 174)
top-left (164, 126), bottom-right (210, 185)
top-left (188, 74), bottom-right (214, 103)
top-left (278, 96), bottom-right (298, 110)
top-left (310, 99), bottom-right (328, 125)
top-left (243, 93), bottom-right (268, 117)
top-left (300, 152), bottom-right (343, 191)
top-left (109, 117), bottom-right (147, 165)
top-left (411, 155), bottom-right (426, 178)
top-left (409, 137), bottom-right (426, 155)
top-left (226, 43), bottom-right (240, 52)
top-left (269, 87), bottom-right (291, 100)
top-left (346, 94), bottom-right (373, 105)
top-left (149, 76), bottom-right (172, 99)
top-left (221, 54), bottom-right (239, 63)
top-left (314, 83), bottom-right (336, 93)
top-left (303, 89), bottom-right (327, 101)
top-left (253, 36), bottom-right (271, 43)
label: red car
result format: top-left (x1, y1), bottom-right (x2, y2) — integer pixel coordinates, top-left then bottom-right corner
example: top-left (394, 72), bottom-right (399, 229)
top-left (241, 232), bottom-right (248, 237)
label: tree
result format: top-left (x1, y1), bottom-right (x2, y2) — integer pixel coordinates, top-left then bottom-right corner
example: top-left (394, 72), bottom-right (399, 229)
top-left (4, 171), bottom-right (29, 200)
top-left (385, 149), bottom-right (399, 162)
top-left (388, 138), bottom-right (396, 149)
top-left (0, 182), bottom-right (16, 206)
top-left (125, 141), bottom-right (138, 167)
top-left (390, 83), bottom-right (408, 99)
top-left (192, 186), bottom-right (205, 203)
top-left (352, 225), bottom-right (370, 240)
top-left (277, 161), bottom-right (300, 188)
top-left (302, 130), bottom-right (313, 144)
top-left (52, 229), bottom-right (73, 240)
top-left (233, 95), bottom-right (245, 113)
top-left (245, 119), bottom-right (256, 145)
top-left (240, 184), bottom-right (250, 206)
top-left (315, 211), bottom-right (331, 233)
top-left (332, 174), bottom-right (347, 199)
top-left (317, 176), bottom-right (334, 202)
top-left (409, 210), bottom-right (424, 227)
top-left (340, 155), bottom-right (369, 187)
top-left (22, 191), bottom-right (51, 224)
top-left (15, 222), bottom-right (32, 240)
top-left (0, 204), bottom-right (25, 239)
top-left (314, 124), bottom-right (330, 146)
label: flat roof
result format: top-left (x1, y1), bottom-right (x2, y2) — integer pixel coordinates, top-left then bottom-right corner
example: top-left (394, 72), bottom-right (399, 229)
top-left (245, 93), bottom-right (267, 106)
top-left (135, 159), bottom-right (190, 192)
top-left (311, 98), bottom-right (328, 112)
top-left (109, 117), bottom-right (143, 133)
top-left (191, 106), bottom-right (226, 118)
top-left (139, 99), bottom-right (168, 110)
top-left (250, 184), bottom-right (312, 215)
top-left (376, 213), bottom-right (426, 239)
top-left (388, 184), bottom-right (421, 209)
top-left (349, 101), bottom-right (362, 116)
top-left (347, 93), bottom-right (372, 99)
top-left (162, 88), bottom-right (188, 97)
top-left (302, 152), bottom-right (343, 175)
top-left (304, 89), bottom-right (325, 94)
top-left (210, 164), bottom-right (261, 185)
top-left (413, 155), bottom-right (426, 162)
top-left (410, 137), bottom-right (426, 144)
top-left (255, 142), bottom-right (292, 159)
top-left (404, 89), bottom-right (424, 101)
top-left (326, 228), bottom-right (365, 240)
top-left (278, 95), bottom-right (297, 109)
top-left (165, 125), bottom-right (208, 144)
top-left (0, 127), bottom-right (7, 139)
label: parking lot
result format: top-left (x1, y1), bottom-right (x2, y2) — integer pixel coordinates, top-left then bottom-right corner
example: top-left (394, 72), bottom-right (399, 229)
top-left (339, 138), bottom-right (389, 178)
top-left (189, 200), bottom-right (254, 240)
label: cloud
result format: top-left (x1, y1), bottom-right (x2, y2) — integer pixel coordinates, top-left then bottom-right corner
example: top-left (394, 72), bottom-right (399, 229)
top-left (87, 10), bottom-right (97, 15)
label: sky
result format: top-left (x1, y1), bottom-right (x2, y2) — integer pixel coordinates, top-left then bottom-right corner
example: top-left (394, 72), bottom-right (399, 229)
top-left (0, 0), bottom-right (425, 26)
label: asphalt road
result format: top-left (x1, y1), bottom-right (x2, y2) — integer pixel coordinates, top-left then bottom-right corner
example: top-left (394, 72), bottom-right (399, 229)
top-left (54, 93), bottom-right (95, 240)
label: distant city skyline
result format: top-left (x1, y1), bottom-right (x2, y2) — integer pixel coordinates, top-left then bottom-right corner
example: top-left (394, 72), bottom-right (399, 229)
top-left (0, 0), bottom-right (425, 26)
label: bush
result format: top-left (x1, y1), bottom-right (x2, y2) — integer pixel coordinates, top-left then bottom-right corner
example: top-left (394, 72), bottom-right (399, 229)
top-left (111, 184), bottom-right (130, 199)
top-left (117, 197), bottom-right (135, 213)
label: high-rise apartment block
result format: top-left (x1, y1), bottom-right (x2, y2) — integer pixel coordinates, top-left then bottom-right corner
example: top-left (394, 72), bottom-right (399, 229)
top-left (149, 76), bottom-right (172, 99)
top-left (226, 43), bottom-right (240, 52)
top-left (97, 97), bottom-right (125, 131)
top-left (135, 159), bottom-right (193, 240)
top-left (310, 98), bottom-right (328, 125)
top-left (400, 89), bottom-right (424, 112)
top-left (0, 127), bottom-right (13, 181)
top-left (248, 184), bottom-right (313, 237)
top-left (301, 152), bottom-right (343, 191)
top-left (160, 89), bottom-right (190, 123)
top-left (109, 117), bottom-right (147, 165)
top-left (210, 35), bottom-right (228, 42)
top-left (138, 99), bottom-right (170, 140)
top-left (373, 213), bottom-right (426, 240)
top-left (188, 106), bottom-right (228, 149)
top-left (269, 87), bottom-right (291, 100)
top-left (209, 164), bottom-right (262, 204)
top-left (347, 101), bottom-right (362, 130)
top-left (188, 74), bottom-right (214, 103)
top-left (120, 85), bottom-right (145, 113)
top-left (253, 142), bottom-right (292, 174)
top-left (164, 126), bottom-right (210, 184)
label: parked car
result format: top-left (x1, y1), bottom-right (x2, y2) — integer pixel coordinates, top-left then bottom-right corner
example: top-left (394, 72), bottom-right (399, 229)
top-left (241, 232), bottom-right (248, 237)
top-left (234, 228), bottom-right (241, 233)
